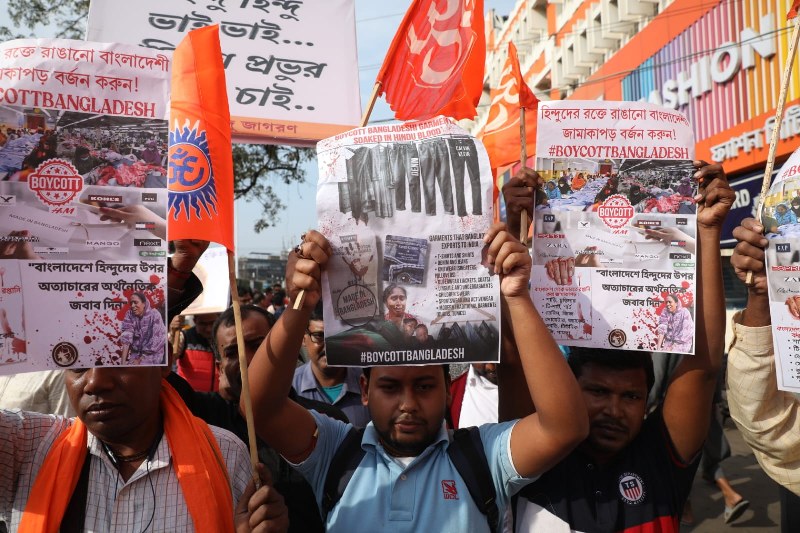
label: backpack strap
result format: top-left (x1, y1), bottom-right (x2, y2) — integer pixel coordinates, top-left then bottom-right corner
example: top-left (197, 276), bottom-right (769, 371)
top-left (448, 427), bottom-right (499, 533)
top-left (322, 426), bottom-right (366, 517)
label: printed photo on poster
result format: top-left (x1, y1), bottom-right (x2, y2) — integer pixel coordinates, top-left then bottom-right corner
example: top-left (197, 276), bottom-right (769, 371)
top-left (532, 101), bottom-right (698, 354)
top-left (317, 117), bottom-right (501, 367)
top-left (0, 38), bottom-right (170, 374)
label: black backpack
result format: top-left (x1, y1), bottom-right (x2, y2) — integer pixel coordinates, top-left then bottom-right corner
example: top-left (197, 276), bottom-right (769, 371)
top-left (322, 426), bottom-right (500, 532)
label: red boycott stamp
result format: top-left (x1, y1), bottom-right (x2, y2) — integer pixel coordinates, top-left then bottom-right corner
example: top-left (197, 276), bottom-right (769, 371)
top-left (597, 194), bottom-right (634, 229)
top-left (27, 159), bottom-right (83, 207)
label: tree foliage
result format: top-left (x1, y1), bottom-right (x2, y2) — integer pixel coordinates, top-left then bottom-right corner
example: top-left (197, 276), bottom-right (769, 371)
top-left (0, 0), bottom-right (90, 40)
top-left (1, 0), bottom-right (314, 232)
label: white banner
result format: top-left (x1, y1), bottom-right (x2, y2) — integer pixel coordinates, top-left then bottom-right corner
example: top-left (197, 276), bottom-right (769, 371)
top-left (0, 38), bottom-right (170, 373)
top-left (532, 101), bottom-right (698, 354)
top-left (316, 117), bottom-right (500, 366)
top-left (87, 0), bottom-right (361, 146)
top-left (763, 148), bottom-right (800, 392)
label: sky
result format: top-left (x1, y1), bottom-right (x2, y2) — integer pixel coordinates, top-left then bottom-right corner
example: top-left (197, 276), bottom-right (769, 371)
top-left (0, 0), bottom-right (521, 256)
top-left (236, 0), bottom-right (521, 255)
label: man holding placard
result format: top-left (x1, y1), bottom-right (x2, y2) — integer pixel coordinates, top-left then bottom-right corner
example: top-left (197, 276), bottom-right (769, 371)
top-left (245, 226), bottom-right (589, 532)
top-left (502, 161), bottom-right (734, 531)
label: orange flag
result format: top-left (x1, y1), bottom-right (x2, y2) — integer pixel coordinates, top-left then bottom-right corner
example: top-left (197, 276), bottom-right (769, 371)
top-left (167, 25), bottom-right (234, 252)
top-left (481, 42), bottom-right (539, 170)
top-left (790, 0), bottom-right (800, 19)
top-left (377, 0), bottom-right (485, 121)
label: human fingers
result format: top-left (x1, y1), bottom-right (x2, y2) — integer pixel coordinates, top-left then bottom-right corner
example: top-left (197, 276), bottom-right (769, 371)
top-left (545, 259), bottom-right (556, 281)
top-left (302, 230), bottom-right (333, 258)
top-left (492, 239), bottom-right (530, 276)
top-left (786, 296), bottom-right (800, 319)
top-left (484, 225), bottom-right (516, 270)
top-left (556, 257), bottom-right (573, 285)
top-left (732, 220), bottom-right (768, 249)
top-left (693, 160), bottom-right (727, 186)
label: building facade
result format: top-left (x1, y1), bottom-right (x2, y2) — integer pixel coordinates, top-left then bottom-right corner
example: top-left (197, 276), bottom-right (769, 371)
top-left (478, 0), bottom-right (800, 321)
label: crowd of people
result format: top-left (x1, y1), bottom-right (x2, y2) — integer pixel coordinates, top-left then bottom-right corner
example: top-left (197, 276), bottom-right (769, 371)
top-left (0, 124), bottom-right (167, 186)
top-left (1, 160), bottom-right (799, 532)
top-left (539, 163), bottom-right (696, 215)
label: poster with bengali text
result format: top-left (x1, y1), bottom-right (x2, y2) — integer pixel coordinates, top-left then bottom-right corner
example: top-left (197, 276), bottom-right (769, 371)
top-left (87, 0), bottom-right (360, 146)
top-left (763, 148), bottom-right (800, 392)
top-left (532, 101), bottom-right (698, 354)
top-left (316, 117), bottom-right (500, 366)
top-left (0, 38), bottom-right (169, 373)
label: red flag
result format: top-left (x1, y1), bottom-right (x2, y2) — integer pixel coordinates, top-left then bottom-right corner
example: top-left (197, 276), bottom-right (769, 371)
top-left (481, 43), bottom-right (539, 170)
top-left (790, 0), bottom-right (800, 20)
top-left (508, 42), bottom-right (536, 109)
top-left (167, 25), bottom-right (234, 252)
top-left (377, 0), bottom-right (485, 121)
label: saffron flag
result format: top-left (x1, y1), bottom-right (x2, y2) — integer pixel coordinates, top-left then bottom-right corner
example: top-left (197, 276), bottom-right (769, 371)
top-left (377, 0), bottom-right (485, 121)
top-left (167, 25), bottom-right (235, 252)
top-left (481, 42), bottom-right (539, 170)
top-left (790, 0), bottom-right (800, 20)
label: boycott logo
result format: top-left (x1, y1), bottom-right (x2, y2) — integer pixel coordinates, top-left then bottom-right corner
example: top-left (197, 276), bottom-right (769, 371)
top-left (597, 194), bottom-right (634, 229)
top-left (28, 159), bottom-right (83, 207)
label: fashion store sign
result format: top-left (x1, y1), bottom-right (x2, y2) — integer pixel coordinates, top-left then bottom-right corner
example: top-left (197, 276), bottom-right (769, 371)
top-left (644, 13), bottom-right (775, 109)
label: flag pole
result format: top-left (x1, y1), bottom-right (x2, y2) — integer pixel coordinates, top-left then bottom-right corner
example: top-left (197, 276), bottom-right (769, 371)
top-left (519, 107), bottom-right (528, 244)
top-left (228, 251), bottom-right (261, 487)
top-left (294, 81), bottom-right (383, 310)
top-left (746, 14), bottom-right (800, 285)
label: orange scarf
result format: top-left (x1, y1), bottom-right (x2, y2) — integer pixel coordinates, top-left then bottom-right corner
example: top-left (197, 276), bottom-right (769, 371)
top-left (19, 380), bottom-right (234, 533)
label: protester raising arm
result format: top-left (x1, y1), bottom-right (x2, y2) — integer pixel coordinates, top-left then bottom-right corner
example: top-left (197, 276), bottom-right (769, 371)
top-left (244, 232), bottom-right (331, 462)
top-left (501, 168), bottom-right (544, 239)
top-left (660, 161), bottom-right (734, 462)
top-left (727, 217), bottom-right (800, 496)
top-left (484, 223), bottom-right (588, 477)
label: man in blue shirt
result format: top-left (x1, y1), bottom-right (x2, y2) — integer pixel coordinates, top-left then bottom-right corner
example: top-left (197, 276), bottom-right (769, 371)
top-left (246, 225), bottom-right (589, 532)
top-left (293, 304), bottom-right (370, 427)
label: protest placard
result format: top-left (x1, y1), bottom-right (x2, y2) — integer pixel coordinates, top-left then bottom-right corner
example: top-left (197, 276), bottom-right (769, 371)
top-left (762, 148), bottom-right (800, 392)
top-left (87, 0), bottom-right (360, 146)
top-left (532, 101), bottom-right (698, 353)
top-left (0, 38), bottom-right (169, 373)
top-left (316, 117), bottom-right (499, 366)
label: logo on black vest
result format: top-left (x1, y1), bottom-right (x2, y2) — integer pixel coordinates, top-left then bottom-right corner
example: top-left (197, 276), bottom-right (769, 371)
top-left (618, 472), bottom-right (645, 505)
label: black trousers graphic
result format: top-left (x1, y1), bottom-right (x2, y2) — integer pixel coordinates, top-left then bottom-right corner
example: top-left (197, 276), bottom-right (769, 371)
top-left (344, 146), bottom-right (374, 223)
top-left (416, 139), bottom-right (453, 216)
top-left (369, 144), bottom-right (393, 219)
top-left (387, 143), bottom-right (421, 212)
top-left (447, 136), bottom-right (482, 216)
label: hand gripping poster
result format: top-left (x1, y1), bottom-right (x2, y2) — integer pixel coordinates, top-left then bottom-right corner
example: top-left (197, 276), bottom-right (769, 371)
top-left (0, 39), bottom-right (170, 373)
top-left (532, 101), bottom-right (698, 354)
top-left (316, 117), bottom-right (500, 366)
top-left (763, 148), bottom-right (800, 392)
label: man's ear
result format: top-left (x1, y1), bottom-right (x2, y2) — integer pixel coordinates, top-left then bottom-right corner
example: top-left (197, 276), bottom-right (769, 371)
top-left (360, 373), bottom-right (369, 406)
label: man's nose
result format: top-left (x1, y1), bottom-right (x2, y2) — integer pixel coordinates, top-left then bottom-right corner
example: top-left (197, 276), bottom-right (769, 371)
top-left (83, 368), bottom-right (115, 394)
top-left (399, 386), bottom-right (420, 413)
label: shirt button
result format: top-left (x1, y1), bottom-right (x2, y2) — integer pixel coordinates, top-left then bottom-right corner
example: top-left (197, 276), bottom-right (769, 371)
top-left (586, 464), bottom-right (594, 470)
top-left (400, 474), bottom-right (407, 481)
top-left (595, 490), bottom-right (602, 497)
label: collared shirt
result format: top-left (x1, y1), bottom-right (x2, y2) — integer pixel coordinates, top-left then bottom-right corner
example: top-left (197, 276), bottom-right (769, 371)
top-left (293, 363), bottom-right (370, 427)
top-left (1, 409), bottom-right (251, 532)
top-left (293, 410), bottom-right (529, 533)
top-left (513, 409), bottom-right (698, 532)
top-left (727, 311), bottom-right (800, 496)
top-left (0, 371), bottom-right (73, 417)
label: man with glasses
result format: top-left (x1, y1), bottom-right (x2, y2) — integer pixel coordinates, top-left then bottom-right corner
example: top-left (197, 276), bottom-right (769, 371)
top-left (293, 304), bottom-right (371, 427)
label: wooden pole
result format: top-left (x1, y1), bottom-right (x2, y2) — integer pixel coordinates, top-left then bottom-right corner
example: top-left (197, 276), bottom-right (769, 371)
top-left (294, 81), bottom-right (384, 310)
top-left (228, 251), bottom-right (261, 488)
top-left (519, 107), bottom-right (528, 244)
top-left (746, 16), bottom-right (800, 285)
